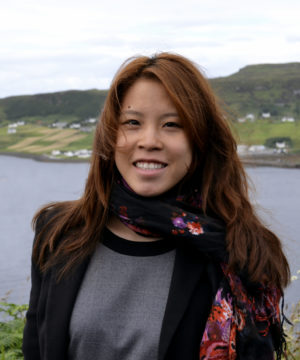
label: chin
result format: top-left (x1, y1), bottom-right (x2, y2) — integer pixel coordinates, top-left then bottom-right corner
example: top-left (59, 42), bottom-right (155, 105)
top-left (133, 186), bottom-right (166, 197)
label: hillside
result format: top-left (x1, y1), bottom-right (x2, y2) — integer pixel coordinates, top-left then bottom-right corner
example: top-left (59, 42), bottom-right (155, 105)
top-left (0, 62), bottom-right (300, 125)
top-left (0, 89), bottom-right (107, 125)
top-left (210, 62), bottom-right (300, 118)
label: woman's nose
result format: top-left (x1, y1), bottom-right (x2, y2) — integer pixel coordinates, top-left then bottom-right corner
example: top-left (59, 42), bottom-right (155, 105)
top-left (137, 126), bottom-right (162, 150)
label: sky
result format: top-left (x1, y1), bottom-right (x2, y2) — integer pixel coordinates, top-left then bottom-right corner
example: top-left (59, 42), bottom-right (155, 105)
top-left (1, 0), bottom-right (300, 98)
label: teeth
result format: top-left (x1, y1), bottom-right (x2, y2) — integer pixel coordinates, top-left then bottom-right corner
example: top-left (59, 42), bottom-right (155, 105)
top-left (135, 162), bottom-right (165, 170)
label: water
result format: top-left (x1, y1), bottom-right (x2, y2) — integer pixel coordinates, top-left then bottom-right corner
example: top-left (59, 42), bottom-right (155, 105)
top-left (0, 155), bottom-right (299, 308)
top-left (0, 155), bottom-right (89, 304)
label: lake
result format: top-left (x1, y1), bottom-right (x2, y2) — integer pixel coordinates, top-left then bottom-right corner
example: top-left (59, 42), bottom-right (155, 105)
top-left (0, 155), bottom-right (299, 309)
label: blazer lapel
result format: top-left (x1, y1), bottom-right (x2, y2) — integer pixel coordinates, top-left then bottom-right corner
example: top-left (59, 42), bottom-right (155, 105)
top-left (45, 257), bottom-right (90, 359)
top-left (158, 244), bottom-right (205, 360)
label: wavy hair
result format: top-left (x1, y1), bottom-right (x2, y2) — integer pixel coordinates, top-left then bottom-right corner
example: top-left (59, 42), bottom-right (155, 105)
top-left (33, 52), bottom-right (290, 289)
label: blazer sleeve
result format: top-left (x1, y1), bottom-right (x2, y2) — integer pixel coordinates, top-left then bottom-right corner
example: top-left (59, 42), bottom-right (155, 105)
top-left (22, 257), bottom-right (42, 360)
top-left (22, 212), bottom-right (49, 360)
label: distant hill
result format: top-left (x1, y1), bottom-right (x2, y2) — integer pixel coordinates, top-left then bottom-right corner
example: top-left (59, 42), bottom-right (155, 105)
top-left (0, 89), bottom-right (107, 125)
top-left (209, 62), bottom-right (300, 119)
top-left (0, 62), bottom-right (300, 124)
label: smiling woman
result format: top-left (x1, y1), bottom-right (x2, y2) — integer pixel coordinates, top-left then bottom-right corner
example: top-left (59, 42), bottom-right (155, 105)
top-left (115, 78), bottom-right (192, 197)
top-left (23, 53), bottom-right (290, 360)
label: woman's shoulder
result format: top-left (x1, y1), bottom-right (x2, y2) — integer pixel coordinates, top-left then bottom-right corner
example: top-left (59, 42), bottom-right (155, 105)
top-left (32, 204), bottom-right (69, 262)
top-left (33, 202), bottom-right (72, 235)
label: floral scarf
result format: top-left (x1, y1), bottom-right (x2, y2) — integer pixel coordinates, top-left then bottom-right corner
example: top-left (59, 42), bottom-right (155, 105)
top-left (109, 180), bottom-right (284, 359)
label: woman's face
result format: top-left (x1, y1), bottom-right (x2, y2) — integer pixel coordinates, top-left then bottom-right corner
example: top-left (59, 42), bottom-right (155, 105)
top-left (115, 78), bottom-right (192, 197)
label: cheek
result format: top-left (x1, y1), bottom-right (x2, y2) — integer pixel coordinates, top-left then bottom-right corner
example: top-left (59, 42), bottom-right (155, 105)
top-left (115, 133), bottom-right (131, 156)
top-left (115, 136), bottom-right (135, 165)
top-left (173, 141), bottom-right (192, 166)
top-left (116, 130), bottom-right (126, 148)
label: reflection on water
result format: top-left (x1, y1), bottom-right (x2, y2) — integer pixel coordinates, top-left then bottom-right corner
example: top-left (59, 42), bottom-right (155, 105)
top-left (0, 156), bottom-right (299, 307)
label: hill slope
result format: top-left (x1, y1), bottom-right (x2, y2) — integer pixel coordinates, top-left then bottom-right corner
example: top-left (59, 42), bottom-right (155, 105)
top-left (0, 89), bottom-right (107, 124)
top-left (0, 62), bottom-right (299, 124)
top-left (209, 62), bottom-right (300, 118)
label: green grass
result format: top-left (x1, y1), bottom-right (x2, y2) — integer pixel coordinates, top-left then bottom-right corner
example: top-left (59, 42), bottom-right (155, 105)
top-left (0, 125), bottom-right (93, 155)
top-left (1, 120), bottom-right (300, 157)
top-left (232, 119), bottom-right (300, 151)
top-left (62, 132), bottom-right (94, 151)
top-left (13, 114), bottom-right (80, 126)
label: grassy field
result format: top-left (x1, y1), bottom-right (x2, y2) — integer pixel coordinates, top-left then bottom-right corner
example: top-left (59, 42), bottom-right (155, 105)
top-left (0, 125), bottom-right (94, 156)
top-left (231, 119), bottom-right (300, 152)
top-left (0, 120), bottom-right (300, 159)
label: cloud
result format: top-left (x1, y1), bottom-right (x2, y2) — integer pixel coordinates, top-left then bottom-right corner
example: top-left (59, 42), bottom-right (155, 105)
top-left (286, 35), bottom-right (300, 43)
top-left (1, 0), bottom-right (300, 97)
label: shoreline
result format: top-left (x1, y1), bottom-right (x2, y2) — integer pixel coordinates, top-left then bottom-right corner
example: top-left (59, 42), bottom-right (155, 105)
top-left (240, 154), bottom-right (300, 169)
top-left (1, 151), bottom-right (300, 168)
top-left (0, 151), bottom-right (90, 163)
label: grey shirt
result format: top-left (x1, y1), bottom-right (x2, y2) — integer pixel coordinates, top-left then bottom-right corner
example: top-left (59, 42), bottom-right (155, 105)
top-left (68, 229), bottom-right (176, 360)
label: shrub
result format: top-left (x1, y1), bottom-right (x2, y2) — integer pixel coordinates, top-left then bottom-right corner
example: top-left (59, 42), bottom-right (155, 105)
top-left (0, 302), bottom-right (28, 360)
top-left (264, 136), bottom-right (293, 149)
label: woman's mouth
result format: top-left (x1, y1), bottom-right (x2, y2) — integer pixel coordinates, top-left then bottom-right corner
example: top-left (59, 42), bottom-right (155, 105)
top-left (134, 161), bottom-right (167, 170)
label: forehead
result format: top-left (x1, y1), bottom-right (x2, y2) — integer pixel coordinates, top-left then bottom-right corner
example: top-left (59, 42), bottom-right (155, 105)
top-left (121, 78), bottom-right (176, 112)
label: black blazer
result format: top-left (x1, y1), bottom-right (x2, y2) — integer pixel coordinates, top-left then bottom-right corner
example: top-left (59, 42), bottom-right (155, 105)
top-left (22, 239), bottom-right (223, 360)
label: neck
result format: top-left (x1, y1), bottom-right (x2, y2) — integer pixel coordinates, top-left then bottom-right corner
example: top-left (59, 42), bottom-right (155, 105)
top-left (106, 215), bottom-right (163, 242)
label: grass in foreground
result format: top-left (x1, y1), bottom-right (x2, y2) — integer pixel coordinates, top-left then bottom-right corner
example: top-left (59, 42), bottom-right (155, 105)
top-left (0, 298), bottom-right (299, 359)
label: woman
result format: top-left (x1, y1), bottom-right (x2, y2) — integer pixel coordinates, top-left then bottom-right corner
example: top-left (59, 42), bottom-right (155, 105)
top-left (23, 53), bottom-right (290, 360)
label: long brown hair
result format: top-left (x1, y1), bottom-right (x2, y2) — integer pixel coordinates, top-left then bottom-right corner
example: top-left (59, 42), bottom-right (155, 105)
top-left (33, 52), bottom-right (290, 289)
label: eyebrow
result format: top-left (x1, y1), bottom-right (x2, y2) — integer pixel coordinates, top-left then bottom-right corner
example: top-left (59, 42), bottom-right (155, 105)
top-left (122, 110), bottom-right (179, 119)
top-left (159, 112), bottom-right (179, 120)
top-left (122, 110), bottom-right (144, 116)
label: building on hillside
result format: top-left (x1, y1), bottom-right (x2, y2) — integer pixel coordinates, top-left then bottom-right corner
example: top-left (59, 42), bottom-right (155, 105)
top-left (274, 141), bottom-right (288, 153)
top-left (69, 123), bottom-right (81, 129)
top-left (281, 117), bottom-right (295, 122)
top-left (262, 112), bottom-right (271, 118)
top-left (248, 145), bottom-right (267, 153)
top-left (237, 145), bottom-right (248, 155)
top-left (81, 126), bottom-right (94, 132)
top-left (52, 122), bottom-right (67, 129)
top-left (246, 114), bottom-right (255, 121)
top-left (7, 123), bottom-right (18, 134)
top-left (64, 151), bottom-right (75, 157)
top-left (86, 118), bottom-right (97, 123)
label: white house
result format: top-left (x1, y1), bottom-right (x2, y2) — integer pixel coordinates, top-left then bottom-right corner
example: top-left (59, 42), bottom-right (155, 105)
top-left (70, 123), bottom-right (81, 129)
top-left (237, 145), bottom-right (248, 154)
top-left (52, 122), bottom-right (67, 129)
top-left (275, 142), bottom-right (286, 149)
top-left (86, 118), bottom-right (96, 123)
top-left (64, 151), bottom-right (75, 157)
top-left (246, 114), bottom-right (255, 121)
top-left (248, 145), bottom-right (267, 153)
top-left (262, 112), bottom-right (271, 118)
top-left (281, 117), bottom-right (295, 123)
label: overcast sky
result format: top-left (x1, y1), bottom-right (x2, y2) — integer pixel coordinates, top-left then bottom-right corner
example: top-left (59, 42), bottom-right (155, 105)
top-left (1, 0), bottom-right (300, 98)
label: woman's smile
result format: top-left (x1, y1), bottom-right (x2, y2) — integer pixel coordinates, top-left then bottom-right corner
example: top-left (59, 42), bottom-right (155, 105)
top-left (134, 161), bottom-right (167, 170)
top-left (115, 78), bottom-right (192, 197)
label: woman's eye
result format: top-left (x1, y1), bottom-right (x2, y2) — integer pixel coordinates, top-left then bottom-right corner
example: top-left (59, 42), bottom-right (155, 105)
top-left (164, 122), bottom-right (181, 128)
top-left (123, 119), bottom-right (140, 126)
